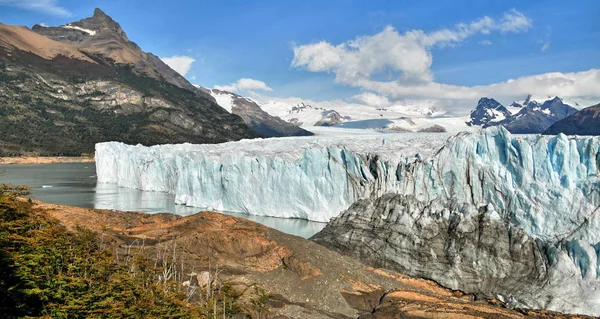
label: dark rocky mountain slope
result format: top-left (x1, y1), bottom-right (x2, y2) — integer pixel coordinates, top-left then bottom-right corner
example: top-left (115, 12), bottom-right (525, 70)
top-left (544, 103), bottom-right (600, 135)
top-left (0, 10), bottom-right (257, 156)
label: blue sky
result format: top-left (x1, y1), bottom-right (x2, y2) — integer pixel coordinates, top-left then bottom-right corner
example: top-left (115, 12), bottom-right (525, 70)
top-left (1, 0), bottom-right (599, 112)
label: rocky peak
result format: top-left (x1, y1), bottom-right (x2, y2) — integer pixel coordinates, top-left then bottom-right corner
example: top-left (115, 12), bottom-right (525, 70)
top-left (93, 8), bottom-right (108, 18)
top-left (467, 97), bottom-right (512, 127)
top-left (71, 8), bottom-right (128, 40)
top-left (476, 97), bottom-right (503, 110)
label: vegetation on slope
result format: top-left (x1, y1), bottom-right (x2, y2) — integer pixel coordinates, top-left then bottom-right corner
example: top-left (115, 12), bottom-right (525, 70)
top-left (0, 185), bottom-right (266, 318)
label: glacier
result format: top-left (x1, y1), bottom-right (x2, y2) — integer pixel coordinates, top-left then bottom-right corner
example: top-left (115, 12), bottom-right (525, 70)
top-left (310, 126), bottom-right (600, 316)
top-left (95, 132), bottom-right (449, 222)
top-left (96, 126), bottom-right (600, 315)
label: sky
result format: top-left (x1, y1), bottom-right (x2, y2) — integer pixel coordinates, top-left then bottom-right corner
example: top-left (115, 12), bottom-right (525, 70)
top-left (1, 0), bottom-right (599, 114)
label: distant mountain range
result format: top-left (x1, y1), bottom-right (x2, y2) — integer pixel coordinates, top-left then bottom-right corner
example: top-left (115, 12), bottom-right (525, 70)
top-left (466, 95), bottom-right (579, 134)
top-left (0, 8), bottom-right (309, 156)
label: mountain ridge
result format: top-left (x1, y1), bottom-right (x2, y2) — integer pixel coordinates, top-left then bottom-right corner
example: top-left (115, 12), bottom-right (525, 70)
top-left (466, 95), bottom-right (579, 133)
top-left (0, 9), bottom-right (257, 156)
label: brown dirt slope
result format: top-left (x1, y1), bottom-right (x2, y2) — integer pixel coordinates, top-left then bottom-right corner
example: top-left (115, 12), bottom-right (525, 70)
top-left (0, 23), bottom-right (93, 62)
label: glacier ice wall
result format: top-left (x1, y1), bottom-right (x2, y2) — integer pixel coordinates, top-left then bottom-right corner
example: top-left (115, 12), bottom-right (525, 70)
top-left (311, 126), bottom-right (600, 316)
top-left (312, 193), bottom-right (600, 316)
top-left (393, 127), bottom-right (600, 243)
top-left (95, 134), bottom-right (447, 222)
top-left (96, 127), bottom-right (600, 238)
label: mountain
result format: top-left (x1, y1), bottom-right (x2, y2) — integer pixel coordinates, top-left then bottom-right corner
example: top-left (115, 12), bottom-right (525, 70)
top-left (544, 103), bottom-right (600, 135)
top-left (466, 96), bottom-right (579, 134)
top-left (206, 88), bottom-right (313, 137)
top-left (31, 8), bottom-right (199, 94)
top-left (314, 110), bottom-right (344, 126)
top-left (466, 97), bottom-right (512, 127)
top-left (503, 96), bottom-right (579, 133)
top-left (0, 9), bottom-right (256, 156)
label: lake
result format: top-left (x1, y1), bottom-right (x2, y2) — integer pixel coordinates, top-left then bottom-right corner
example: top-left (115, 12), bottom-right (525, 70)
top-left (0, 163), bottom-right (326, 238)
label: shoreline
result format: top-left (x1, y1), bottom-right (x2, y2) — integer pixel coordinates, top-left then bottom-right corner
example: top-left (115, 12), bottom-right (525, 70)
top-left (0, 156), bottom-right (95, 165)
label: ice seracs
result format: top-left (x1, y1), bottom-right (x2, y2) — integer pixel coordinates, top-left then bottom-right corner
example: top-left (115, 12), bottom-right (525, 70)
top-left (96, 126), bottom-right (600, 234)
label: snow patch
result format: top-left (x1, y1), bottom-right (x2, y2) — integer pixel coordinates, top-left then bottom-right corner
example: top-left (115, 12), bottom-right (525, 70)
top-left (62, 24), bottom-right (97, 36)
top-left (209, 89), bottom-right (234, 113)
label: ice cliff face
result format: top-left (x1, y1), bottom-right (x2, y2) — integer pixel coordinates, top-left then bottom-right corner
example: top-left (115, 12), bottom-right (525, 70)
top-left (95, 133), bottom-right (448, 222)
top-left (312, 126), bottom-right (600, 316)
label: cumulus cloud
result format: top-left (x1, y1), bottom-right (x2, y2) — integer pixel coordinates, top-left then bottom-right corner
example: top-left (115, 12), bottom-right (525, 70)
top-left (352, 92), bottom-right (390, 107)
top-left (160, 55), bottom-right (195, 76)
top-left (292, 10), bottom-right (532, 84)
top-left (0, 0), bottom-right (71, 17)
top-left (355, 69), bottom-right (600, 113)
top-left (214, 78), bottom-right (273, 92)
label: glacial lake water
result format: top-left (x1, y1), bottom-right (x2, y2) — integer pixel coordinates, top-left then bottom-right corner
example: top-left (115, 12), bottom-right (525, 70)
top-left (0, 163), bottom-right (326, 238)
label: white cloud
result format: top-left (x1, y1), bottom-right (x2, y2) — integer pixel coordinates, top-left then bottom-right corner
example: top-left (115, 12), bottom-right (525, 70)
top-left (292, 10), bottom-right (531, 85)
top-left (355, 69), bottom-right (600, 113)
top-left (215, 78), bottom-right (273, 92)
top-left (160, 55), bottom-right (195, 76)
top-left (353, 92), bottom-right (390, 107)
top-left (0, 0), bottom-right (71, 17)
top-left (541, 41), bottom-right (551, 52)
top-left (478, 40), bottom-right (493, 46)
top-left (190, 75), bottom-right (197, 81)
top-left (289, 9), bottom-right (600, 114)
top-left (498, 9), bottom-right (532, 33)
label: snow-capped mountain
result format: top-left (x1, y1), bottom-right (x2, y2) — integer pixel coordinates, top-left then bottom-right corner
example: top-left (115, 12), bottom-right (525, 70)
top-left (467, 95), bottom-right (579, 134)
top-left (466, 97), bottom-right (514, 127)
top-left (196, 86), bottom-right (312, 137)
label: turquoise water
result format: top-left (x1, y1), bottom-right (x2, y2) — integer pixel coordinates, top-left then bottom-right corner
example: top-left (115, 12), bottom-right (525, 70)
top-left (0, 163), bottom-right (326, 238)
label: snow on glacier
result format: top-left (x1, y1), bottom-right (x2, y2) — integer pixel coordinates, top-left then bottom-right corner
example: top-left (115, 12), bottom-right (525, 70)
top-left (96, 132), bottom-right (449, 222)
